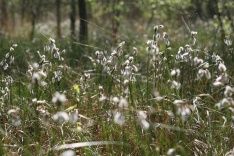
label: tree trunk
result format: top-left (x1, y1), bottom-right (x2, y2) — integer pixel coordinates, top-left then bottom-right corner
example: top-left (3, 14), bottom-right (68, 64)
top-left (56, 0), bottom-right (62, 38)
top-left (70, 0), bottom-right (76, 39)
top-left (206, 0), bottom-right (217, 18)
top-left (112, 0), bottom-right (120, 45)
top-left (30, 0), bottom-right (42, 40)
top-left (78, 0), bottom-right (88, 43)
top-left (30, 4), bottom-right (36, 40)
top-left (20, 0), bottom-right (25, 26)
top-left (10, 3), bottom-right (16, 33)
top-left (1, 0), bottom-right (8, 32)
top-left (213, 0), bottom-right (226, 59)
top-left (191, 0), bottom-right (204, 20)
top-left (225, 5), bottom-right (234, 35)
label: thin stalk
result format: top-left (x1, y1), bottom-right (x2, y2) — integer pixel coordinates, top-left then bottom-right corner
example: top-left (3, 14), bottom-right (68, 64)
top-left (146, 49), bottom-right (150, 102)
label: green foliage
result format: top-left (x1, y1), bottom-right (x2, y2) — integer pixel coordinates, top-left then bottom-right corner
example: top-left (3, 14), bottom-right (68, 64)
top-left (0, 0), bottom-right (234, 155)
top-left (0, 22), bottom-right (234, 155)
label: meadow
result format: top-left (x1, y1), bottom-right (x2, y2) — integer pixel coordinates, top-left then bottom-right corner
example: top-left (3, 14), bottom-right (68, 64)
top-left (0, 14), bottom-right (234, 156)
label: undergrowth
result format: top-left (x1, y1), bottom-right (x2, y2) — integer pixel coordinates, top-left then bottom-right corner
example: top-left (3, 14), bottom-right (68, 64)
top-left (0, 25), bottom-right (234, 156)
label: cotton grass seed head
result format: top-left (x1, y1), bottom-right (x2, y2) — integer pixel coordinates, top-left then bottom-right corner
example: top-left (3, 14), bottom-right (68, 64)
top-left (137, 111), bottom-right (150, 130)
top-left (224, 38), bottom-right (232, 46)
top-left (52, 111), bottom-right (69, 124)
top-left (49, 38), bottom-right (55, 44)
top-left (52, 92), bottom-right (66, 107)
top-left (215, 98), bottom-right (234, 109)
top-left (224, 86), bottom-right (234, 97)
top-left (99, 95), bottom-right (107, 102)
top-left (218, 63), bottom-right (226, 73)
top-left (154, 25), bottom-right (158, 31)
top-left (139, 119), bottom-right (150, 130)
top-left (7, 109), bottom-right (19, 117)
top-left (213, 81), bottom-right (224, 87)
top-left (171, 69), bottom-right (180, 78)
top-left (197, 69), bottom-right (211, 80)
top-left (32, 62), bottom-right (39, 70)
top-left (167, 148), bottom-right (176, 156)
top-left (191, 31), bottom-right (197, 36)
top-left (112, 97), bottom-right (119, 105)
top-left (173, 100), bottom-right (186, 105)
top-left (114, 112), bottom-right (125, 126)
top-left (118, 41), bottom-right (125, 47)
top-left (118, 98), bottom-right (128, 108)
top-left (194, 57), bottom-right (204, 66)
top-left (38, 70), bottom-right (47, 78)
top-left (7, 108), bottom-right (21, 126)
top-left (124, 79), bottom-right (129, 87)
top-left (171, 80), bottom-right (181, 90)
top-left (147, 40), bottom-right (153, 46)
top-left (133, 47), bottom-right (138, 55)
top-left (154, 25), bottom-right (164, 32)
top-left (60, 150), bottom-right (76, 156)
top-left (11, 117), bottom-right (21, 126)
top-left (32, 72), bottom-right (41, 83)
top-left (213, 73), bottom-right (229, 87)
top-left (179, 107), bottom-right (191, 121)
top-left (69, 111), bottom-right (78, 125)
top-left (138, 111), bottom-right (147, 120)
top-left (12, 44), bottom-right (17, 47)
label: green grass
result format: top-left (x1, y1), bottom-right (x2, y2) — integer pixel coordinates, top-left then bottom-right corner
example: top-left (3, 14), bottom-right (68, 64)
top-left (0, 25), bottom-right (234, 156)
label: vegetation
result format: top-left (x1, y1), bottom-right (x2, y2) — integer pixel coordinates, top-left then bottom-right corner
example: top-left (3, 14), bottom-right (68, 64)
top-left (0, 0), bottom-right (234, 155)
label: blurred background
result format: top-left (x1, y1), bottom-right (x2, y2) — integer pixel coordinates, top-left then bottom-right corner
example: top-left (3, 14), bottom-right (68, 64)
top-left (0, 0), bottom-right (233, 65)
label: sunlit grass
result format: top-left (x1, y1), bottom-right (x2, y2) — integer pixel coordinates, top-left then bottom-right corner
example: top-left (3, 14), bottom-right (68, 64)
top-left (0, 24), bottom-right (234, 156)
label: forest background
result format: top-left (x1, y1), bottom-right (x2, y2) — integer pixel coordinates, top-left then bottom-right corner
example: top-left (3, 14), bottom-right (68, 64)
top-left (0, 0), bottom-right (234, 155)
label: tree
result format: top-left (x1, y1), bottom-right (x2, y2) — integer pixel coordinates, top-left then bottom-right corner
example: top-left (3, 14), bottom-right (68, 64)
top-left (30, 1), bottom-right (36, 39)
top-left (78, 0), bottom-right (88, 43)
top-left (56, 0), bottom-right (61, 38)
top-left (190, 0), bottom-right (204, 20)
top-left (112, 0), bottom-right (121, 45)
top-left (30, 0), bottom-right (42, 40)
top-left (70, 0), bottom-right (76, 39)
top-left (20, 0), bottom-right (26, 25)
top-left (1, 0), bottom-right (8, 32)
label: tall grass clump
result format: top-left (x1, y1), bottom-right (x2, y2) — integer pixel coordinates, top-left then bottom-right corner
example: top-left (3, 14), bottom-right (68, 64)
top-left (0, 25), bottom-right (234, 155)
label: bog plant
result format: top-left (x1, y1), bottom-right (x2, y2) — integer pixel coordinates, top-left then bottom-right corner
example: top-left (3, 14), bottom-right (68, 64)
top-left (0, 25), bottom-right (234, 156)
